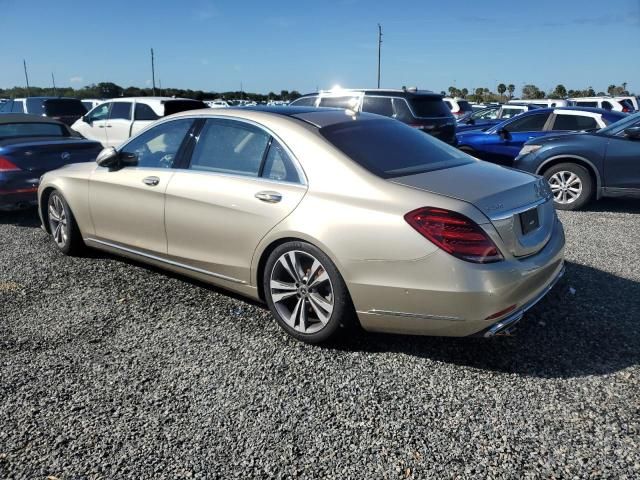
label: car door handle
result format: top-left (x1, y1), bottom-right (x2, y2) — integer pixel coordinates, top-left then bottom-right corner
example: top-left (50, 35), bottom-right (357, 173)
top-left (255, 191), bottom-right (282, 203)
top-left (143, 176), bottom-right (160, 186)
top-left (98, 125), bottom-right (105, 128)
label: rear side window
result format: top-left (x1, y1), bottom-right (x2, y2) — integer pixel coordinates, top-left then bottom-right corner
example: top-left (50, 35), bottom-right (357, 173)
top-left (553, 114), bottom-right (598, 131)
top-left (456, 101), bottom-right (473, 113)
top-left (26, 98), bottom-right (45, 114)
top-left (504, 113), bottom-right (549, 132)
top-left (262, 140), bottom-right (300, 183)
top-left (362, 96), bottom-right (393, 117)
top-left (12, 101), bottom-right (25, 113)
top-left (408, 97), bottom-right (452, 117)
top-left (318, 96), bottom-right (360, 109)
top-left (320, 118), bottom-right (471, 179)
top-left (576, 101), bottom-right (598, 108)
top-left (109, 102), bottom-right (132, 120)
top-left (500, 107), bottom-right (523, 119)
top-left (189, 120), bottom-right (270, 177)
top-left (290, 96), bottom-right (317, 107)
top-left (392, 98), bottom-right (415, 122)
top-left (43, 99), bottom-right (86, 116)
top-left (135, 103), bottom-right (160, 121)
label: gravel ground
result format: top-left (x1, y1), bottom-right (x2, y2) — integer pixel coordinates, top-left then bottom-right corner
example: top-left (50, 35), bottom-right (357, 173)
top-left (1, 200), bottom-right (639, 479)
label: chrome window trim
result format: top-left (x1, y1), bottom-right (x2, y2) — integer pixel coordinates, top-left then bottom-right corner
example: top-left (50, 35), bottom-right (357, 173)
top-left (118, 114), bottom-right (308, 186)
top-left (85, 238), bottom-right (247, 285)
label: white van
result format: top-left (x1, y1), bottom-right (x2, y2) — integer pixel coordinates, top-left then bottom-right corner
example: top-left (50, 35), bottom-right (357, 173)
top-left (568, 97), bottom-right (628, 112)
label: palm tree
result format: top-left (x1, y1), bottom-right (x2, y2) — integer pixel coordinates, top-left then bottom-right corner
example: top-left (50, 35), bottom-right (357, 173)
top-left (497, 83), bottom-right (507, 101)
top-left (507, 84), bottom-right (515, 100)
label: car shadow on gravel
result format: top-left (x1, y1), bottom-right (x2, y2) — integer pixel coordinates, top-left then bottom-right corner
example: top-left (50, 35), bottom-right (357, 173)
top-left (0, 208), bottom-right (41, 228)
top-left (331, 261), bottom-right (640, 379)
top-left (582, 198), bottom-right (640, 214)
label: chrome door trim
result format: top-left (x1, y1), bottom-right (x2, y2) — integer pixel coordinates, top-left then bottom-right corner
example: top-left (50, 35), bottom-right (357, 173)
top-left (366, 309), bottom-right (462, 322)
top-left (85, 238), bottom-right (247, 285)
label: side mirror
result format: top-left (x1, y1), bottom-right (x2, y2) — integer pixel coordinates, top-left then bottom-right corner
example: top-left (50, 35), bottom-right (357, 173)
top-left (82, 115), bottom-right (91, 124)
top-left (466, 118), bottom-right (475, 125)
top-left (624, 126), bottom-right (640, 140)
top-left (498, 128), bottom-right (511, 140)
top-left (96, 147), bottom-right (119, 168)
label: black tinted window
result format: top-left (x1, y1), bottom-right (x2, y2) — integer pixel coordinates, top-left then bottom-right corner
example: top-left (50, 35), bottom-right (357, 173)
top-left (120, 118), bottom-right (193, 168)
top-left (504, 113), bottom-right (549, 132)
top-left (576, 101), bottom-right (598, 108)
top-left (408, 97), bottom-right (451, 117)
top-left (362, 96), bottom-right (393, 117)
top-left (457, 101), bottom-right (473, 113)
top-left (163, 100), bottom-right (207, 116)
top-left (262, 140), bottom-right (300, 183)
top-left (11, 101), bottom-right (25, 113)
top-left (392, 98), bottom-right (415, 122)
top-left (134, 103), bottom-right (159, 121)
top-left (553, 114), bottom-right (598, 131)
top-left (0, 122), bottom-right (66, 139)
top-left (189, 120), bottom-right (270, 177)
top-left (320, 118), bottom-right (471, 179)
top-left (290, 96), bottom-right (317, 107)
top-left (109, 102), bottom-right (132, 120)
top-left (26, 98), bottom-right (45, 114)
top-left (43, 99), bottom-right (86, 116)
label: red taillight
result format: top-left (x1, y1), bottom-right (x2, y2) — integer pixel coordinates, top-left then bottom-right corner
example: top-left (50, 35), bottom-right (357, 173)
top-left (485, 304), bottom-right (517, 320)
top-left (0, 156), bottom-right (21, 172)
top-left (404, 207), bottom-right (503, 263)
top-left (623, 106), bottom-right (631, 113)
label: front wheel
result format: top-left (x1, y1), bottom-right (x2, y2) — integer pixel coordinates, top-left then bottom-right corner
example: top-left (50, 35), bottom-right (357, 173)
top-left (47, 191), bottom-right (84, 255)
top-left (263, 241), bottom-right (355, 343)
top-left (543, 163), bottom-right (593, 211)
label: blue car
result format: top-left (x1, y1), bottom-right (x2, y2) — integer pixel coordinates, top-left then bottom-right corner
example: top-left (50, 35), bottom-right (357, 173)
top-left (456, 103), bottom-right (541, 133)
top-left (456, 107), bottom-right (627, 166)
top-left (0, 114), bottom-right (103, 210)
top-left (513, 112), bottom-right (640, 210)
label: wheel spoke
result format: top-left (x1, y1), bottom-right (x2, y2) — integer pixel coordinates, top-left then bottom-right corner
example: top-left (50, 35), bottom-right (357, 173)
top-left (308, 294), bottom-right (332, 324)
top-left (278, 254), bottom-right (299, 283)
top-left (308, 270), bottom-right (329, 289)
top-left (49, 205), bottom-right (60, 221)
top-left (298, 299), bottom-right (308, 332)
top-left (54, 224), bottom-right (62, 243)
top-left (284, 297), bottom-right (303, 329)
top-left (271, 290), bottom-right (298, 303)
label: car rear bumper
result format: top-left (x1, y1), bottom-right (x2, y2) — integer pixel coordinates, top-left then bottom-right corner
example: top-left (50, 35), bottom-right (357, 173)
top-left (351, 218), bottom-right (566, 337)
top-left (0, 187), bottom-right (39, 210)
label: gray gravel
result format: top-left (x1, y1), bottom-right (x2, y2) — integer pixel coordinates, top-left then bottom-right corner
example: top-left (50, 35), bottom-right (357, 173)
top-left (1, 200), bottom-right (639, 479)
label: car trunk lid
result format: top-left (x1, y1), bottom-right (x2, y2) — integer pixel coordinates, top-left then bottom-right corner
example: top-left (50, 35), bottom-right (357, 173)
top-left (391, 161), bottom-right (556, 257)
top-left (1, 138), bottom-right (102, 174)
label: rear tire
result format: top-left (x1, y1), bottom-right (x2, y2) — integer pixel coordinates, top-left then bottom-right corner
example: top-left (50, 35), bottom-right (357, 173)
top-left (263, 241), bottom-right (355, 344)
top-left (47, 191), bottom-right (85, 256)
top-left (542, 163), bottom-right (593, 211)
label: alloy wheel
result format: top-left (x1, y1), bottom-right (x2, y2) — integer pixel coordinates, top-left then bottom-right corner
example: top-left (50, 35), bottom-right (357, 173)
top-left (48, 194), bottom-right (69, 248)
top-left (548, 171), bottom-right (583, 204)
top-left (269, 250), bottom-right (334, 334)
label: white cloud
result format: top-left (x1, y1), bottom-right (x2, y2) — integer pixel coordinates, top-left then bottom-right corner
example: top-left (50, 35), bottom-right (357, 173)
top-left (69, 76), bottom-right (83, 83)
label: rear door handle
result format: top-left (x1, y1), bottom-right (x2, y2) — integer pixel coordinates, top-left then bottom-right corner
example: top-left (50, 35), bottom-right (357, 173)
top-left (143, 176), bottom-right (160, 186)
top-left (255, 191), bottom-right (282, 203)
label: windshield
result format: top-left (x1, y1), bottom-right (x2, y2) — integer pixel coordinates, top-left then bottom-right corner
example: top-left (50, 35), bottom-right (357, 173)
top-left (0, 122), bottom-right (67, 139)
top-left (408, 97), bottom-right (452, 118)
top-left (597, 111), bottom-right (640, 135)
top-left (320, 118), bottom-right (472, 179)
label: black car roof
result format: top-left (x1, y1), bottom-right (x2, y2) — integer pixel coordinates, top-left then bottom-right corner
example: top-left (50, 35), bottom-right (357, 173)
top-left (241, 105), bottom-right (384, 128)
top-left (0, 113), bottom-right (66, 125)
top-left (296, 89), bottom-right (443, 99)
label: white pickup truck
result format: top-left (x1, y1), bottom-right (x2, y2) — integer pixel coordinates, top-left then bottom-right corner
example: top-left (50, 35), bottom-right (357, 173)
top-left (71, 97), bottom-right (207, 147)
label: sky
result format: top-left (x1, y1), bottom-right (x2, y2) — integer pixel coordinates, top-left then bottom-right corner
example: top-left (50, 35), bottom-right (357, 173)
top-left (1, 0), bottom-right (639, 96)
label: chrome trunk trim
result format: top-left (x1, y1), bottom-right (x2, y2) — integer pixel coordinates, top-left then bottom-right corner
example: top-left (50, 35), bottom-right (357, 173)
top-left (366, 309), bottom-right (462, 322)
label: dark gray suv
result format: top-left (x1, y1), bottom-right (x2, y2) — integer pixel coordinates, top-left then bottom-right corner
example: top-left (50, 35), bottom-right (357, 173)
top-left (290, 88), bottom-right (457, 145)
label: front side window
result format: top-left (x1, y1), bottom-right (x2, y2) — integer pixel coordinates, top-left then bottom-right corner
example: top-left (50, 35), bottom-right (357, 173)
top-left (119, 118), bottom-right (194, 168)
top-left (362, 96), bottom-right (393, 117)
top-left (109, 102), bottom-right (132, 120)
top-left (474, 108), bottom-right (499, 120)
top-left (553, 114), bottom-right (598, 131)
top-left (87, 103), bottom-right (110, 122)
top-left (503, 113), bottom-right (550, 132)
top-left (189, 120), bottom-right (270, 177)
top-left (321, 118), bottom-right (472, 179)
top-left (500, 107), bottom-right (523, 119)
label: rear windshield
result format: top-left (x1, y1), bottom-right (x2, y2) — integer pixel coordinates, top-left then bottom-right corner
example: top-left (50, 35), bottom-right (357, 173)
top-left (0, 122), bottom-right (67, 139)
top-left (408, 97), bottom-right (452, 118)
top-left (320, 118), bottom-right (472, 179)
top-left (43, 99), bottom-right (87, 116)
top-left (163, 100), bottom-right (207, 116)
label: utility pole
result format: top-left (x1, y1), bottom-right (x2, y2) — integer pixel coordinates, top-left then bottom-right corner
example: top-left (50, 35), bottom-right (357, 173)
top-left (240, 81), bottom-right (243, 100)
top-left (23, 60), bottom-right (31, 97)
top-left (51, 72), bottom-right (57, 96)
top-left (151, 48), bottom-right (156, 96)
top-left (377, 24), bottom-right (383, 88)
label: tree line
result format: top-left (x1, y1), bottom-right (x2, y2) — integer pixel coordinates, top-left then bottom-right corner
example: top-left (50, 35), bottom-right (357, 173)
top-left (443, 83), bottom-right (634, 103)
top-left (0, 82), bottom-right (304, 102)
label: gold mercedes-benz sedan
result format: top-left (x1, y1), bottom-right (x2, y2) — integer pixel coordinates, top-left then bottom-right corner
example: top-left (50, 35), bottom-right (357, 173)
top-left (38, 106), bottom-right (565, 343)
